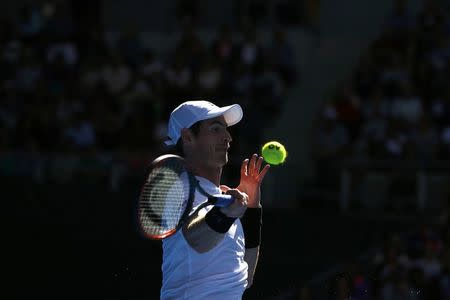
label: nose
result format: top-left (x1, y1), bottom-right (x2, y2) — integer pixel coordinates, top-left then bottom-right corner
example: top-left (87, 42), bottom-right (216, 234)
top-left (224, 129), bottom-right (232, 143)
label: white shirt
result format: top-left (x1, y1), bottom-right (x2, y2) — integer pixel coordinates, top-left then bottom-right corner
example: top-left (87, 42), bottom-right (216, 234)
top-left (160, 176), bottom-right (248, 300)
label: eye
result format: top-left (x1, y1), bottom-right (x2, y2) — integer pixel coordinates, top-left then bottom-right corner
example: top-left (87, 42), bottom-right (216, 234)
top-left (210, 125), bottom-right (222, 133)
top-left (268, 144), bottom-right (274, 149)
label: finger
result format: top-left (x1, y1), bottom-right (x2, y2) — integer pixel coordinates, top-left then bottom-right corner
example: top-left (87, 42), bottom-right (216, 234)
top-left (255, 156), bottom-right (263, 174)
top-left (239, 193), bottom-right (248, 206)
top-left (226, 189), bottom-right (245, 202)
top-left (241, 158), bottom-right (249, 176)
top-left (219, 185), bottom-right (231, 193)
top-left (256, 164), bottom-right (270, 182)
top-left (248, 153), bottom-right (258, 175)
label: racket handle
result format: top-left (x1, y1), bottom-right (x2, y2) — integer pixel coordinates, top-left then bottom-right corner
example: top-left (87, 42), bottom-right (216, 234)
top-left (212, 195), bottom-right (234, 207)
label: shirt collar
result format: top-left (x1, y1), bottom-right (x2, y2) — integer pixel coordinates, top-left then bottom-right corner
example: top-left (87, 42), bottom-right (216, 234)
top-left (195, 176), bottom-right (221, 196)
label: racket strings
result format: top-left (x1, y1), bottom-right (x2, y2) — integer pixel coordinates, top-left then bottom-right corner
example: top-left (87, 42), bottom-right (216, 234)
top-left (139, 164), bottom-right (188, 236)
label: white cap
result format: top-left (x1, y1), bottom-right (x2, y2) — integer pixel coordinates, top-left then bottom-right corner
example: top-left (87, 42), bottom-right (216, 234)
top-left (164, 100), bottom-right (243, 146)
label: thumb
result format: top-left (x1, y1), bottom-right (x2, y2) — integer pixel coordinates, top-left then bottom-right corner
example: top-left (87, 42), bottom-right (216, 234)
top-left (219, 185), bottom-right (231, 194)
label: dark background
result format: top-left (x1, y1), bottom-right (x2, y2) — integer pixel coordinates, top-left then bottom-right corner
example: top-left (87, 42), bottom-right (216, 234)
top-left (2, 0), bottom-right (450, 299)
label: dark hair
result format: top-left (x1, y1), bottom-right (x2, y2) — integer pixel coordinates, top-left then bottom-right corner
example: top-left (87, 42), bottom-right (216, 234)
top-left (168, 121), bottom-right (202, 156)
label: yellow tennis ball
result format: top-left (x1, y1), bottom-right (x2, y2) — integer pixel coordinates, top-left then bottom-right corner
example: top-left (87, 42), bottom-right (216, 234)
top-left (261, 141), bottom-right (287, 165)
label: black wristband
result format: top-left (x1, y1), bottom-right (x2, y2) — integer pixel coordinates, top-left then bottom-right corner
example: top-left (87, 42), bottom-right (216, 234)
top-left (240, 207), bottom-right (262, 248)
top-left (205, 206), bottom-right (236, 233)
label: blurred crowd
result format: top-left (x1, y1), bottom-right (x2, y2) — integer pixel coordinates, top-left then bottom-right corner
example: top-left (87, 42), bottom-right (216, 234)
top-left (314, 0), bottom-right (450, 169)
top-left (0, 1), bottom-right (298, 167)
top-left (328, 197), bottom-right (450, 300)
top-left (277, 197), bottom-right (450, 300)
top-left (298, 1), bottom-right (450, 299)
top-left (310, 0), bottom-right (450, 214)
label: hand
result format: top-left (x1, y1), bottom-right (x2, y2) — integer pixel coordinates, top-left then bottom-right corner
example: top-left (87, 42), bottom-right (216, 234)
top-left (219, 188), bottom-right (248, 218)
top-left (221, 154), bottom-right (270, 208)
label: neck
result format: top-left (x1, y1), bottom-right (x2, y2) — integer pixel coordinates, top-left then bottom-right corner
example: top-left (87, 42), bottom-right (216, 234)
top-left (186, 162), bottom-right (222, 186)
top-left (201, 168), bottom-right (222, 186)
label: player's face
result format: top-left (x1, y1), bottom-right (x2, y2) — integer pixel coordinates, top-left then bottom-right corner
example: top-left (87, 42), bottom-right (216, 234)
top-left (191, 116), bottom-right (232, 168)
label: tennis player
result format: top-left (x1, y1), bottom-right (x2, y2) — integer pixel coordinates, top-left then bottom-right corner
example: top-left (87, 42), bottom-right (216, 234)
top-left (160, 100), bottom-right (270, 299)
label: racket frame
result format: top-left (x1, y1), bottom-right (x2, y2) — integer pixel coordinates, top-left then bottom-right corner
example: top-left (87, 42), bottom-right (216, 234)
top-left (138, 154), bottom-right (196, 240)
top-left (138, 154), bottom-right (234, 240)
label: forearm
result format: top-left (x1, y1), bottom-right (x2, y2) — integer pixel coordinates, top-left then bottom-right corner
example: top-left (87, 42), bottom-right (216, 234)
top-left (182, 207), bottom-right (236, 253)
top-left (244, 246), bottom-right (260, 288)
top-left (240, 207), bottom-right (263, 288)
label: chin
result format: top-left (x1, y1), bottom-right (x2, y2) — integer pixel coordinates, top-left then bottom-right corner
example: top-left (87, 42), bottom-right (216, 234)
top-left (215, 154), bottom-right (228, 167)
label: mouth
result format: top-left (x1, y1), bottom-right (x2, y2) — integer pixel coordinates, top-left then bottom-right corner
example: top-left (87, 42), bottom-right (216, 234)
top-left (216, 146), bottom-right (229, 152)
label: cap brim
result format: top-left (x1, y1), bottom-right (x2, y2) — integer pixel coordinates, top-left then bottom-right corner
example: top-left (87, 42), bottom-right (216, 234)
top-left (207, 104), bottom-right (243, 126)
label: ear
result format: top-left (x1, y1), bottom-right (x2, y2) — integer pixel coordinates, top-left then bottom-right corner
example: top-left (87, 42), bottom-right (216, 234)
top-left (180, 128), bottom-right (194, 145)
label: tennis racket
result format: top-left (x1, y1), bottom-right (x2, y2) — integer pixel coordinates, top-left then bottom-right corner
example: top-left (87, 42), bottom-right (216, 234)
top-left (138, 154), bottom-right (235, 240)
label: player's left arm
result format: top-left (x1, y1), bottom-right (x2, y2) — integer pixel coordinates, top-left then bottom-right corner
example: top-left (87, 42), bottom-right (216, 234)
top-left (244, 246), bottom-right (259, 287)
top-left (222, 154), bottom-right (269, 287)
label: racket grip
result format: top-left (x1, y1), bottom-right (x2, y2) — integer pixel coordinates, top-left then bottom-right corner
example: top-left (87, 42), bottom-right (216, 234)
top-left (213, 195), bottom-right (234, 207)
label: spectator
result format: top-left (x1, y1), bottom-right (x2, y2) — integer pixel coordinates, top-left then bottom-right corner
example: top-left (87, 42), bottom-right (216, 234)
top-left (174, 0), bottom-right (199, 27)
top-left (439, 249), bottom-right (450, 299)
top-left (17, 3), bottom-right (44, 44)
top-left (15, 48), bottom-right (42, 92)
top-left (235, 26), bottom-right (263, 68)
top-left (430, 88), bottom-right (450, 131)
top-left (412, 115), bottom-right (440, 161)
top-left (327, 272), bottom-right (352, 300)
top-left (339, 261), bottom-right (372, 300)
top-left (333, 83), bottom-right (363, 140)
top-left (275, 0), bottom-right (303, 27)
top-left (63, 111), bottom-right (96, 151)
top-left (413, 240), bottom-right (442, 281)
top-left (163, 51), bottom-right (193, 104)
top-left (195, 53), bottom-right (222, 98)
top-left (211, 24), bottom-right (235, 69)
top-left (297, 285), bottom-right (314, 300)
top-left (40, 1), bottom-right (76, 44)
top-left (79, 54), bottom-right (105, 91)
top-left (312, 112), bottom-right (350, 187)
top-left (385, 83), bottom-right (424, 157)
top-left (116, 29), bottom-right (143, 68)
top-left (379, 52), bottom-right (411, 98)
top-left (266, 28), bottom-right (298, 87)
top-left (101, 53), bottom-right (132, 95)
top-left (46, 36), bottom-right (79, 67)
top-left (440, 123), bottom-right (450, 159)
top-left (174, 24), bottom-right (206, 72)
top-left (384, 0), bottom-right (416, 33)
top-left (139, 48), bottom-right (163, 79)
top-left (252, 61), bottom-right (284, 123)
top-left (379, 267), bottom-right (421, 300)
top-left (229, 61), bottom-right (253, 102)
